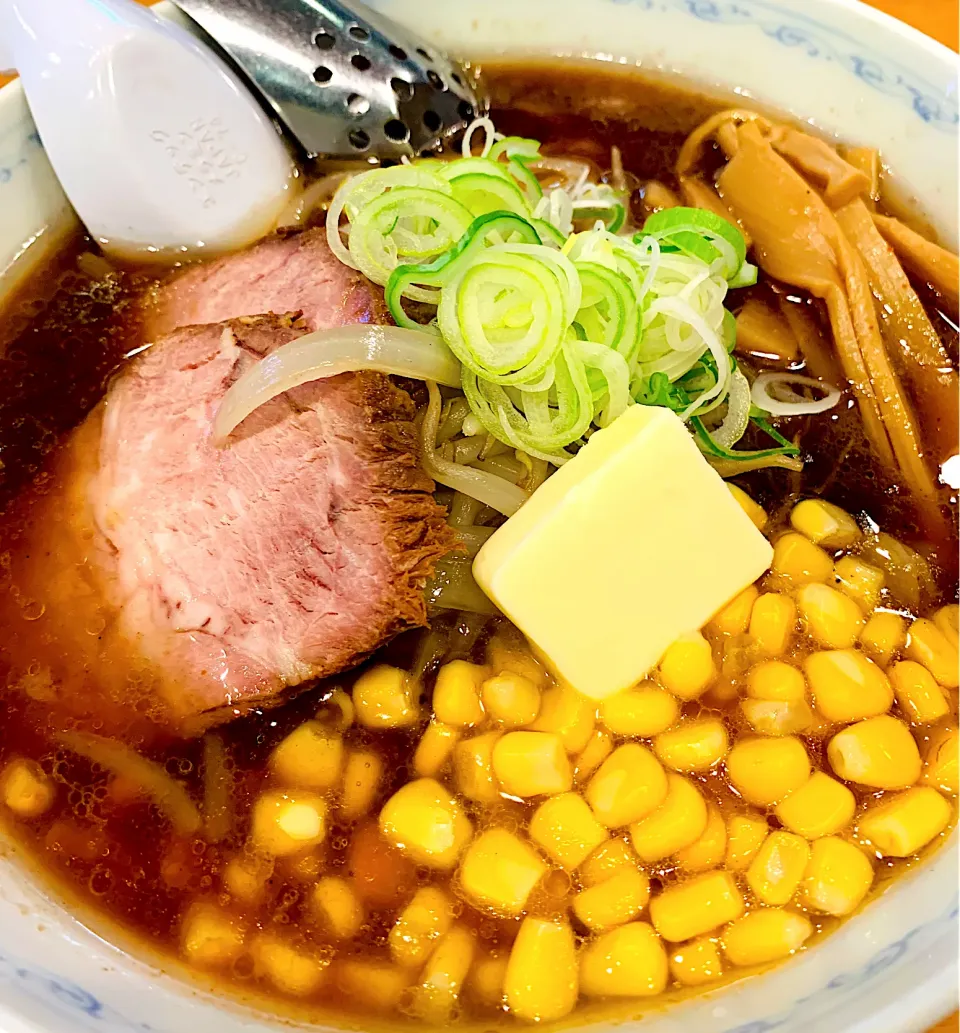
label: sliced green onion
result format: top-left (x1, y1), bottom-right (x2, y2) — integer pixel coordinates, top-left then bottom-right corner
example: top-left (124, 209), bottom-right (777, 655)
top-left (641, 207), bottom-right (751, 285)
top-left (488, 136), bottom-right (541, 162)
top-left (447, 172), bottom-right (531, 218)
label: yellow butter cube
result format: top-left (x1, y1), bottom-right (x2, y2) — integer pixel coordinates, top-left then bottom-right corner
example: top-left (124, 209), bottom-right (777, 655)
top-left (654, 717), bottom-right (728, 773)
top-left (353, 666), bottom-right (419, 729)
top-left (268, 722), bottom-right (343, 790)
top-left (857, 787), bottom-right (952, 857)
top-left (580, 923), bottom-right (668, 998)
top-left (311, 876), bottom-right (363, 939)
top-left (659, 631), bottom-right (717, 701)
top-left (675, 804), bottom-right (727, 873)
top-left (650, 871), bottom-right (745, 942)
top-left (905, 618), bottom-right (960, 688)
top-left (726, 736), bottom-right (811, 806)
top-left (750, 593), bottom-right (798, 657)
top-left (889, 660), bottom-right (950, 725)
top-left (725, 813), bottom-right (770, 871)
top-left (379, 778), bottom-right (472, 869)
top-left (833, 555), bottom-right (885, 611)
top-left (579, 837), bottom-right (639, 887)
top-left (251, 790), bottom-right (328, 857)
top-left (790, 499), bottom-right (860, 549)
top-left (729, 484), bottom-right (768, 530)
top-left (459, 828), bottom-right (546, 914)
top-left (413, 721), bottom-right (461, 778)
top-left (630, 774), bottom-right (708, 862)
top-left (600, 684), bottom-right (679, 738)
top-left (574, 729), bottom-right (614, 784)
top-left (921, 727), bottom-right (959, 795)
top-left (530, 682), bottom-right (596, 753)
top-left (771, 532), bottom-right (834, 585)
top-left (454, 731), bottom-right (501, 804)
top-left (586, 743), bottom-right (668, 827)
top-left (492, 731), bottom-right (572, 798)
top-left (860, 611), bottom-right (907, 665)
top-left (409, 925), bottom-right (475, 1023)
top-left (798, 583), bottom-right (864, 649)
top-left (722, 909), bottom-right (813, 967)
top-left (669, 937), bottom-right (723, 986)
top-left (434, 660), bottom-right (488, 727)
top-left (746, 831), bottom-right (811, 906)
top-left (746, 660), bottom-right (806, 701)
top-left (828, 715), bottom-right (921, 789)
top-left (251, 933), bottom-right (328, 996)
top-left (473, 405), bottom-right (772, 701)
top-left (1, 758), bottom-right (55, 818)
top-left (529, 792), bottom-right (608, 869)
top-left (804, 649), bottom-right (893, 723)
top-left (181, 903), bottom-right (246, 967)
top-left (334, 959), bottom-right (410, 1012)
top-left (573, 867), bottom-right (651, 931)
top-left (504, 919), bottom-right (578, 1023)
top-left (774, 771), bottom-right (856, 839)
top-left (389, 886), bottom-right (453, 968)
top-left (339, 749), bottom-right (383, 820)
top-left (801, 836), bottom-right (874, 914)
top-left (481, 673), bottom-right (541, 727)
top-left (741, 698), bottom-right (814, 737)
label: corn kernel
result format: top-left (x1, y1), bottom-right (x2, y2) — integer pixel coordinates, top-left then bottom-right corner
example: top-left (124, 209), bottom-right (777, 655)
top-left (790, 499), bottom-right (860, 549)
top-left (409, 925), bottom-right (475, 1023)
top-left (529, 792), bottom-right (608, 869)
top-left (934, 604), bottom-right (959, 649)
top-left (454, 731), bottom-right (501, 804)
top-left (379, 778), bottom-right (472, 869)
top-left (319, 687), bottom-right (355, 732)
top-left (630, 774), bottom-right (708, 862)
top-left (659, 631), bottom-right (717, 701)
top-left (600, 684), bottom-right (679, 738)
top-left (504, 919), bottom-right (578, 1023)
top-left (803, 648), bottom-right (894, 724)
top-left (335, 959), bottom-right (410, 1012)
top-left (413, 721), bottom-right (461, 778)
top-left (726, 736), bottom-right (811, 806)
top-left (530, 682), bottom-right (595, 753)
top-left (1, 758), bottom-right (54, 818)
top-left (650, 871), bottom-right (745, 942)
top-left (251, 790), bottom-right (328, 856)
top-left (772, 532), bottom-right (834, 585)
top-left (353, 665), bottom-right (419, 729)
top-left (251, 933), bottom-right (328, 996)
top-left (434, 660), bottom-right (487, 727)
top-left (741, 698), bottom-right (814, 737)
top-left (722, 909), bottom-right (813, 966)
top-left (311, 876), bottom-right (363, 939)
top-left (268, 722), bottom-right (343, 790)
top-left (580, 922), bottom-right (668, 997)
top-left (481, 673), bottom-right (541, 727)
top-left (675, 804), bottom-right (727, 873)
top-left (729, 484), bottom-right (768, 530)
top-left (857, 787), bottom-right (952, 857)
top-left (389, 886), bottom-right (453, 968)
top-left (889, 660), bottom-right (950, 725)
top-left (774, 771), bottom-right (856, 839)
top-left (828, 715), bottom-right (921, 789)
top-left (223, 851), bottom-right (275, 904)
top-left (921, 727), bottom-right (958, 795)
top-left (487, 636), bottom-right (546, 688)
top-left (669, 937), bottom-right (723, 987)
top-left (746, 831), bottom-right (811, 906)
top-left (798, 583), bottom-right (864, 649)
top-left (654, 718), bottom-right (728, 773)
top-left (905, 618), bottom-right (960, 688)
top-left (801, 836), bottom-right (874, 914)
top-left (573, 867), bottom-right (651, 931)
top-left (469, 953), bottom-right (508, 1009)
top-left (834, 556), bottom-right (885, 611)
top-left (574, 729), bottom-right (614, 784)
top-left (459, 828), bottom-right (546, 914)
top-left (750, 593), bottom-right (798, 657)
top-left (860, 611), bottom-right (907, 665)
top-left (339, 749), bottom-right (383, 820)
top-left (710, 584), bottom-right (760, 637)
top-left (181, 903), bottom-right (246, 967)
top-left (492, 731), bottom-right (572, 798)
top-left (579, 837), bottom-right (639, 887)
top-left (586, 743), bottom-right (668, 827)
top-left (725, 813), bottom-right (770, 871)
top-left (746, 660), bottom-right (806, 701)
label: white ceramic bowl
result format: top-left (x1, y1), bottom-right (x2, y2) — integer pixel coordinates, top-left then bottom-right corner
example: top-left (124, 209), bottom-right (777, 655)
top-left (0, 1), bottom-right (956, 1031)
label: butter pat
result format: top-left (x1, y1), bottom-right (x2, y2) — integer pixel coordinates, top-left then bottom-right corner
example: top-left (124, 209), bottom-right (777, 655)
top-left (473, 406), bottom-right (772, 700)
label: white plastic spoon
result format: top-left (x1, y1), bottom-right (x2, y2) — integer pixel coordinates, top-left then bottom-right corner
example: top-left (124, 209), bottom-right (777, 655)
top-left (0, 0), bottom-right (295, 260)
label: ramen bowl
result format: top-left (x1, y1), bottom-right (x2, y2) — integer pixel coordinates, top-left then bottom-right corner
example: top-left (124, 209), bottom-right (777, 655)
top-left (0, 1), bottom-right (956, 1032)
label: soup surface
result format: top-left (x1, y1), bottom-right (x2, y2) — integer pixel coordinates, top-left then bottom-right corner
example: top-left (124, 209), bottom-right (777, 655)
top-left (0, 61), bottom-right (957, 1028)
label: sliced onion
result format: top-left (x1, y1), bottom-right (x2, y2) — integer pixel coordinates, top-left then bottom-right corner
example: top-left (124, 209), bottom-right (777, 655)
top-left (752, 372), bottom-right (842, 417)
top-left (214, 326), bottom-right (462, 442)
top-left (711, 369), bottom-right (751, 448)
